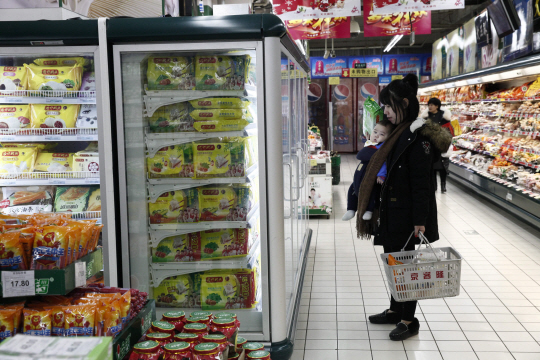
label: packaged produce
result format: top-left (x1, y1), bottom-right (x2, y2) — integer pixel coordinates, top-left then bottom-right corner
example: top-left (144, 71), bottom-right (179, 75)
top-left (197, 228), bottom-right (250, 260)
top-left (162, 310), bottom-right (186, 332)
top-left (0, 232), bottom-right (27, 270)
top-left (54, 186), bottom-right (91, 213)
top-left (247, 350), bottom-right (271, 360)
top-left (34, 152), bottom-right (73, 173)
top-left (150, 320), bottom-right (176, 336)
top-left (193, 139), bottom-right (249, 179)
top-left (22, 309), bottom-right (51, 336)
top-left (33, 57), bottom-right (86, 67)
top-left (163, 341), bottom-right (193, 360)
top-left (86, 188), bottom-right (101, 212)
top-left (184, 323), bottom-right (209, 341)
top-left (80, 72), bottom-right (96, 92)
top-left (243, 343), bottom-right (264, 356)
top-left (72, 150), bottom-right (99, 172)
top-left (1, 186), bottom-right (55, 215)
top-left (195, 55), bottom-right (249, 91)
top-left (129, 340), bottom-right (162, 360)
top-left (0, 309), bottom-right (16, 341)
top-left (149, 191), bottom-right (186, 224)
top-left (189, 98), bottom-right (250, 109)
top-left (25, 63), bottom-right (82, 92)
top-left (147, 145), bottom-right (185, 177)
top-left (32, 225), bottom-right (70, 269)
top-left (0, 66), bottom-right (27, 92)
top-left (0, 105), bottom-right (30, 129)
top-left (201, 270), bottom-right (256, 310)
top-left (154, 275), bottom-right (193, 307)
top-left (0, 146), bottom-right (37, 174)
top-left (175, 333), bottom-right (200, 349)
top-left (199, 185), bottom-right (253, 222)
top-left (190, 108), bottom-right (252, 122)
top-left (31, 104), bottom-right (80, 129)
top-left (147, 56), bottom-right (195, 90)
top-left (76, 104), bottom-right (98, 128)
top-left (149, 102), bottom-right (194, 133)
top-left (193, 342), bottom-right (222, 360)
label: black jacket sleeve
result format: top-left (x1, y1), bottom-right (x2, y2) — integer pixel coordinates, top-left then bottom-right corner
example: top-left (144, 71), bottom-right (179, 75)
top-left (407, 136), bottom-right (434, 227)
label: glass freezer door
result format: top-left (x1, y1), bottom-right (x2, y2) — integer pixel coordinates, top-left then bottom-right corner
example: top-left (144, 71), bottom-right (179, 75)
top-left (114, 42), bottom-right (268, 339)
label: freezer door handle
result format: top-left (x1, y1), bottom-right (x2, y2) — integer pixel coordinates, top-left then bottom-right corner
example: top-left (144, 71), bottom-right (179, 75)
top-left (291, 152), bottom-right (302, 201)
top-left (283, 162), bottom-right (293, 219)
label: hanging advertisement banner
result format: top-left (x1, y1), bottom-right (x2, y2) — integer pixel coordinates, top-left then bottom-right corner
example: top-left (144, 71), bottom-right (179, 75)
top-left (371, 0), bottom-right (463, 15)
top-left (463, 18), bottom-right (477, 74)
top-left (286, 17), bottom-right (351, 40)
top-left (273, 0), bottom-right (360, 21)
top-left (447, 27), bottom-right (464, 77)
top-left (348, 56), bottom-right (384, 74)
top-left (431, 37), bottom-right (449, 80)
top-left (383, 54), bottom-right (423, 75)
top-left (311, 57), bottom-right (349, 78)
top-left (422, 54), bottom-right (432, 75)
top-left (501, 0), bottom-right (533, 62)
top-left (363, 0), bottom-right (431, 37)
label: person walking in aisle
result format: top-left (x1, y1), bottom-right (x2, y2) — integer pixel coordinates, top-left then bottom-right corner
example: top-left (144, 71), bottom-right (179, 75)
top-left (355, 74), bottom-right (452, 340)
top-left (421, 97), bottom-right (453, 193)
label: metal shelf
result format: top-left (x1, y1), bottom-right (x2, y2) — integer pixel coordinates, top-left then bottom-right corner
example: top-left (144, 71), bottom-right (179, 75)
top-left (0, 90), bottom-right (96, 105)
top-left (143, 88), bottom-right (245, 117)
top-left (147, 164), bottom-right (258, 201)
top-left (0, 171), bottom-right (99, 186)
top-left (0, 128), bottom-right (98, 142)
top-left (146, 130), bottom-right (244, 157)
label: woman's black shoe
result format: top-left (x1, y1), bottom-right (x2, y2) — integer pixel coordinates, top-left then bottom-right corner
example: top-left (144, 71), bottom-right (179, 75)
top-left (389, 318), bottom-right (420, 341)
top-left (368, 309), bottom-right (401, 324)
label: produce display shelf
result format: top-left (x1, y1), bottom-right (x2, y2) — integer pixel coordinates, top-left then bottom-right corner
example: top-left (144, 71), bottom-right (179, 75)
top-left (457, 135), bottom-right (540, 155)
top-left (449, 162), bottom-right (540, 228)
top-left (143, 89), bottom-right (245, 117)
top-left (0, 171), bottom-right (100, 186)
top-left (0, 248), bottom-right (103, 297)
top-left (0, 90), bottom-right (96, 105)
top-left (454, 144), bottom-right (540, 170)
top-left (147, 164), bottom-right (258, 201)
top-left (149, 238), bottom-right (260, 282)
top-left (461, 126), bottom-right (538, 136)
top-left (113, 300), bottom-right (156, 360)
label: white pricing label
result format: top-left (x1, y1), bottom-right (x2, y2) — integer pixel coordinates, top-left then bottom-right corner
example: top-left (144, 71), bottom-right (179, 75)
top-left (506, 193), bottom-right (513, 201)
top-left (84, 178), bottom-right (99, 184)
top-left (1, 271), bottom-right (35, 297)
top-left (44, 136), bottom-right (61, 141)
top-left (48, 179), bottom-right (66, 185)
top-left (75, 261), bottom-right (86, 287)
top-left (45, 98), bottom-right (63, 104)
top-left (77, 135), bottom-right (94, 141)
top-left (43, 337), bottom-right (101, 356)
top-left (4, 335), bottom-right (56, 354)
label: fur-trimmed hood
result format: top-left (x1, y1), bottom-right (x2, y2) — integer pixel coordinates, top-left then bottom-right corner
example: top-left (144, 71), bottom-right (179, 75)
top-left (410, 118), bottom-right (453, 154)
top-left (421, 107), bottom-right (452, 122)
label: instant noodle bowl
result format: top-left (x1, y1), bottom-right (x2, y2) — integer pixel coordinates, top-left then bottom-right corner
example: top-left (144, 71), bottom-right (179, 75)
top-left (183, 323), bottom-right (209, 340)
top-left (163, 341), bottom-right (193, 360)
top-left (148, 191), bottom-right (186, 224)
top-left (34, 153), bottom-right (73, 173)
top-left (189, 98), bottom-right (249, 109)
top-left (63, 305), bottom-right (95, 336)
top-left (25, 63), bottom-right (82, 92)
top-left (150, 320), bottom-right (176, 336)
top-left (146, 332), bottom-right (173, 352)
top-left (195, 55), bottom-right (250, 91)
top-left (193, 342), bottom-right (222, 360)
top-left (0, 105), bottom-right (30, 129)
top-left (147, 145), bottom-right (185, 178)
top-left (33, 225), bottom-right (70, 270)
top-left (0, 309), bottom-right (16, 341)
top-left (247, 350), bottom-right (271, 360)
top-left (0, 232), bottom-right (27, 270)
top-left (31, 104), bottom-right (79, 129)
top-left (242, 343), bottom-right (264, 356)
top-left (129, 340), bottom-right (162, 360)
top-left (147, 56), bottom-right (195, 90)
top-left (0, 146), bottom-right (37, 175)
top-left (162, 310), bottom-right (186, 332)
top-left (202, 334), bottom-right (229, 356)
top-left (148, 102), bottom-right (194, 133)
top-left (0, 66), bottom-right (27, 92)
top-left (175, 333), bottom-right (200, 349)
top-left (22, 309), bottom-right (51, 336)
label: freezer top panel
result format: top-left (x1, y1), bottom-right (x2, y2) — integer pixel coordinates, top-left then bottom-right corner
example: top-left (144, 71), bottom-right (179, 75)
top-left (0, 19), bottom-right (99, 47)
top-left (107, 15), bottom-right (309, 72)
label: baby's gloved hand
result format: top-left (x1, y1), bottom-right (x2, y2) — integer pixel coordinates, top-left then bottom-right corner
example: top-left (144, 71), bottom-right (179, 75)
top-left (377, 176), bottom-right (385, 184)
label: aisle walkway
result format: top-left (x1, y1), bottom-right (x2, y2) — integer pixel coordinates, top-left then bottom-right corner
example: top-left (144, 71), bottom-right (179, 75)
top-left (292, 154), bottom-right (540, 360)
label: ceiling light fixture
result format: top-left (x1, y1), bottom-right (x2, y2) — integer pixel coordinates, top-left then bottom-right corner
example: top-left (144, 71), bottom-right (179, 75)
top-left (384, 34), bottom-right (403, 53)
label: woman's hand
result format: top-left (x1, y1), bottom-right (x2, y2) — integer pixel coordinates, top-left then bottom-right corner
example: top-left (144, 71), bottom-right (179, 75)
top-left (414, 226), bottom-right (425, 237)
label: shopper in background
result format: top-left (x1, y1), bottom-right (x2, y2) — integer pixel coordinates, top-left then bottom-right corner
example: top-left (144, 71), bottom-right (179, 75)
top-left (422, 97), bottom-right (453, 193)
top-left (355, 74), bottom-right (452, 341)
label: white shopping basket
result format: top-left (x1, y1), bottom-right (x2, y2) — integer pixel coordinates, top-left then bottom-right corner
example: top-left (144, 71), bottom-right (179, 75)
top-left (380, 232), bottom-right (463, 302)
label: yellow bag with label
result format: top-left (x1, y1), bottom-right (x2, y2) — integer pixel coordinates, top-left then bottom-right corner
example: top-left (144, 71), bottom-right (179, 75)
top-left (33, 57), bottom-right (86, 67)
top-left (193, 119), bottom-right (250, 132)
top-left (0, 105), bottom-right (30, 129)
top-left (195, 55), bottom-right (250, 91)
top-left (193, 139), bottom-right (248, 179)
top-left (25, 64), bottom-right (82, 92)
top-left (31, 104), bottom-right (79, 129)
top-left (147, 56), bottom-right (194, 90)
top-left (147, 145), bottom-right (184, 178)
top-left (189, 98), bottom-right (250, 109)
top-left (34, 152), bottom-right (73, 173)
top-left (198, 186), bottom-right (237, 221)
top-left (153, 275), bottom-right (193, 308)
top-left (0, 147), bottom-right (37, 174)
top-left (0, 66), bottom-right (27, 92)
top-left (148, 190), bottom-right (186, 224)
top-left (190, 108), bottom-right (252, 122)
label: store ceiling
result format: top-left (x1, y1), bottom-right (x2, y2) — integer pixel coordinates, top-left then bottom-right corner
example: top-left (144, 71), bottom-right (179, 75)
top-left (308, 1), bottom-right (491, 55)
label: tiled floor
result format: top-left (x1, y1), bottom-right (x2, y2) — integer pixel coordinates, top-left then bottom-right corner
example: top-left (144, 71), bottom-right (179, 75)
top-left (292, 154), bottom-right (540, 360)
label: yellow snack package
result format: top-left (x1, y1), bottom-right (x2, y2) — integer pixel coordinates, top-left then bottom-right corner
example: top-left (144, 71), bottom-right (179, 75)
top-left (189, 97), bottom-right (250, 109)
top-left (195, 55), bottom-right (249, 91)
top-left (0, 65), bottom-right (27, 92)
top-left (198, 186), bottom-right (237, 221)
top-left (30, 104), bottom-right (80, 129)
top-left (200, 271), bottom-right (239, 310)
top-left (147, 56), bottom-right (194, 90)
top-left (48, 306), bottom-right (66, 336)
top-left (199, 228), bottom-right (250, 260)
top-left (193, 140), bottom-right (247, 179)
top-left (148, 190), bottom-right (186, 224)
top-left (33, 57), bottom-right (86, 67)
top-left (0, 105), bottom-right (30, 129)
top-left (0, 309), bottom-right (16, 341)
top-left (23, 309), bottom-right (52, 336)
top-left (0, 146), bottom-right (37, 174)
top-left (1, 304), bottom-right (23, 335)
top-left (148, 102), bottom-right (193, 133)
top-left (34, 152), bottom-right (73, 172)
top-left (25, 63), bottom-right (82, 92)
top-left (33, 225), bottom-right (70, 269)
top-left (147, 145), bottom-right (184, 178)
top-left (153, 275), bottom-right (193, 308)
top-left (104, 300), bottom-right (123, 337)
top-left (120, 291), bottom-right (131, 326)
top-left (193, 119), bottom-right (250, 133)
top-left (190, 108), bottom-right (251, 121)
top-left (64, 305), bottom-right (95, 336)
top-left (0, 232), bottom-right (27, 270)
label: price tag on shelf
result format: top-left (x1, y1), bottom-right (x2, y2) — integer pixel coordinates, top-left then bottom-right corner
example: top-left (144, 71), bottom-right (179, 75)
top-left (77, 135), bottom-right (95, 141)
top-left (506, 192), bottom-right (513, 201)
top-left (84, 178), bottom-right (99, 184)
top-left (45, 98), bottom-right (63, 104)
top-left (80, 98), bottom-right (95, 104)
top-left (469, 173), bottom-right (474, 181)
top-left (75, 261), bottom-right (86, 287)
top-left (48, 179), bottom-right (66, 185)
top-left (44, 136), bottom-right (62, 141)
top-left (2, 270), bottom-right (35, 297)
top-left (1, 136), bottom-right (15, 141)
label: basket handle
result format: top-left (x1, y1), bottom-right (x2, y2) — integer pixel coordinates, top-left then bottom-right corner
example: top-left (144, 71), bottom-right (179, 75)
top-left (401, 231), bottom-right (441, 262)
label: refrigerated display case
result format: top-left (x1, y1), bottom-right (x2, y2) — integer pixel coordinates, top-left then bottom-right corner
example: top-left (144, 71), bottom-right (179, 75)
top-left (0, 19), bottom-right (118, 286)
top-left (109, 15), bottom-right (311, 358)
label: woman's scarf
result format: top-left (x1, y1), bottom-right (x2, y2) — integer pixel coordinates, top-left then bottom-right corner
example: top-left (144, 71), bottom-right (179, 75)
top-left (356, 121), bottom-right (409, 239)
